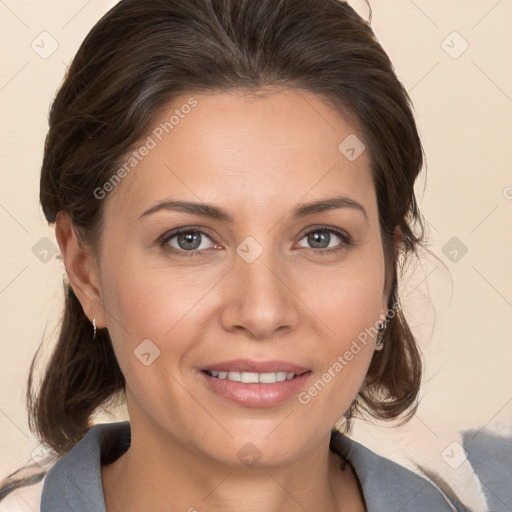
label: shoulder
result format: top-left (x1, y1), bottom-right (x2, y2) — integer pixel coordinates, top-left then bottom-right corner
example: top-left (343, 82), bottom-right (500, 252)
top-left (40, 420), bottom-right (130, 511)
top-left (4, 424), bottom-right (455, 512)
top-left (0, 422), bottom-right (130, 512)
top-left (330, 430), bottom-right (456, 511)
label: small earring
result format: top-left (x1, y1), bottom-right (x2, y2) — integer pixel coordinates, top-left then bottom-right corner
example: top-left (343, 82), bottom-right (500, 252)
top-left (375, 321), bottom-right (386, 351)
top-left (92, 317), bottom-right (97, 341)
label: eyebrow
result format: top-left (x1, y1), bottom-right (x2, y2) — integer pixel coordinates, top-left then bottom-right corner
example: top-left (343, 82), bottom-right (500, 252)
top-left (138, 195), bottom-right (369, 224)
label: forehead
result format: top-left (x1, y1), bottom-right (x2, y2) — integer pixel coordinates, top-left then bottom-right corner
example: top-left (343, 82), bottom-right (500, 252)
top-left (102, 87), bottom-right (375, 224)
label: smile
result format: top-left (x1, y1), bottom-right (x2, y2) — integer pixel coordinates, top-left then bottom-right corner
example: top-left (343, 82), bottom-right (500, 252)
top-left (204, 370), bottom-right (299, 383)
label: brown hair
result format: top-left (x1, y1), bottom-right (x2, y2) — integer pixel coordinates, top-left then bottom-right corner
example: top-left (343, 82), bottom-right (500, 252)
top-left (2, 0), bottom-right (429, 499)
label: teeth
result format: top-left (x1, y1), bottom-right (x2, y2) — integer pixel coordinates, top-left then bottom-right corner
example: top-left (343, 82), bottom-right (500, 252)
top-left (208, 370), bottom-right (297, 383)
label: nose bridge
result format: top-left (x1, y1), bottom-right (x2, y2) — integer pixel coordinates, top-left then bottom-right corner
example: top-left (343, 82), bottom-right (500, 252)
top-left (237, 237), bottom-right (281, 298)
top-left (223, 233), bottom-right (298, 338)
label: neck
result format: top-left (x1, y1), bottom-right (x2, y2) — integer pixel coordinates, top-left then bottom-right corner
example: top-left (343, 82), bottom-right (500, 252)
top-left (101, 419), bottom-right (364, 512)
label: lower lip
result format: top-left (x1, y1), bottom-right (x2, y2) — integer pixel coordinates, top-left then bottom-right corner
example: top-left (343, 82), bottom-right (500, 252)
top-left (198, 370), bottom-right (312, 407)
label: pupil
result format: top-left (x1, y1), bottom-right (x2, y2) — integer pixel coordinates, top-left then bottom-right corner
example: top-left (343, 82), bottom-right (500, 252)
top-left (308, 230), bottom-right (329, 249)
top-left (178, 232), bottom-right (201, 250)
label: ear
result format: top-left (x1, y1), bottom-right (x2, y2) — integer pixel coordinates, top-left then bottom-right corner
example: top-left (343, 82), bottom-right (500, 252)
top-left (381, 225), bottom-right (402, 315)
top-left (55, 210), bottom-right (107, 328)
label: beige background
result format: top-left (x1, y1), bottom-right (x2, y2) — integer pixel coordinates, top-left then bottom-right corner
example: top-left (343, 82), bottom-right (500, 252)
top-left (1, 1), bottom-right (511, 510)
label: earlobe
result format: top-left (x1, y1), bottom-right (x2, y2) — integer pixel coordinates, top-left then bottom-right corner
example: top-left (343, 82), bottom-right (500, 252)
top-left (54, 211), bottom-right (106, 328)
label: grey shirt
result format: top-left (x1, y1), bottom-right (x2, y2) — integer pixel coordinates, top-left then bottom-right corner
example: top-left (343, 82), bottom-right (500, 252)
top-left (40, 420), bottom-right (455, 511)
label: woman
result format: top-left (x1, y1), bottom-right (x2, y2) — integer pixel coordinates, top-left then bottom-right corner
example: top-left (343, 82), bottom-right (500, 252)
top-left (0, 0), bottom-right (457, 510)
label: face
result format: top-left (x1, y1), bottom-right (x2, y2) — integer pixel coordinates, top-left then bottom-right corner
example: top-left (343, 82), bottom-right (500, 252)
top-left (89, 87), bottom-right (389, 466)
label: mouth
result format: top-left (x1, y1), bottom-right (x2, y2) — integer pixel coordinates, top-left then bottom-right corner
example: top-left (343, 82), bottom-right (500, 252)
top-left (198, 362), bottom-right (313, 407)
top-left (202, 369), bottom-right (309, 384)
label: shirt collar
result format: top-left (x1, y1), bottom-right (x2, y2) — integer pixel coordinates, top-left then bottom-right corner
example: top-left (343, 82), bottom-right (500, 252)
top-left (40, 420), bottom-right (450, 511)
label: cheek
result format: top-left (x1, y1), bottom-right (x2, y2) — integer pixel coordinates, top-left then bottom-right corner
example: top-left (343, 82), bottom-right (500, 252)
top-left (100, 245), bottom-right (197, 336)
top-left (296, 291), bottom-right (379, 429)
top-left (295, 259), bottom-right (384, 417)
top-left (98, 249), bottom-right (216, 378)
top-left (300, 250), bottom-right (385, 339)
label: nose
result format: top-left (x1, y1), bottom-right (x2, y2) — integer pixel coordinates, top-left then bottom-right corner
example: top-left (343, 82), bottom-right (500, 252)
top-left (219, 241), bottom-right (301, 340)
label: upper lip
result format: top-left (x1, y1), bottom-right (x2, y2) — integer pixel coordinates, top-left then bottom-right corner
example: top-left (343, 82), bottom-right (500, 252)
top-left (201, 359), bottom-right (310, 374)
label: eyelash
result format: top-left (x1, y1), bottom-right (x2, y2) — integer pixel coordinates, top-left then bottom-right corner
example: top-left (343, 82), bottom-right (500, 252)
top-left (157, 226), bottom-right (352, 258)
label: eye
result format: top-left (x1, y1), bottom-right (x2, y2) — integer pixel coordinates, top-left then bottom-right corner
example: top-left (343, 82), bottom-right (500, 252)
top-left (157, 225), bottom-right (351, 258)
top-left (295, 227), bottom-right (351, 254)
top-left (158, 228), bottom-right (217, 257)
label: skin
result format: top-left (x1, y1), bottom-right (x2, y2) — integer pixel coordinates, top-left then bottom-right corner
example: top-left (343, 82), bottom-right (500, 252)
top-left (56, 87), bottom-right (399, 512)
